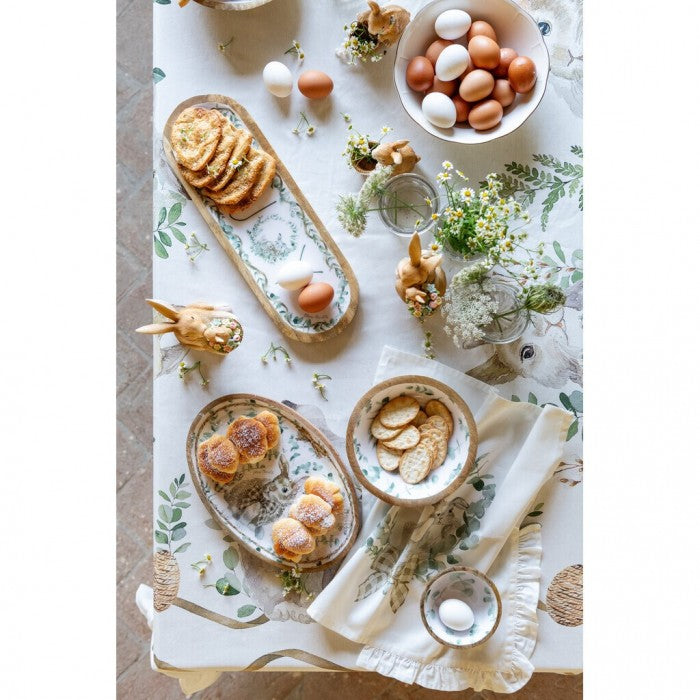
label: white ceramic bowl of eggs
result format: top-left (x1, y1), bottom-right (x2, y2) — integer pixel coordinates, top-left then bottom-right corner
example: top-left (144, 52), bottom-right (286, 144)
top-left (394, 0), bottom-right (549, 144)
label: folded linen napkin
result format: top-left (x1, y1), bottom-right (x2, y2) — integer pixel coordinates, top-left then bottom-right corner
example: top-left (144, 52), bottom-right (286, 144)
top-left (307, 346), bottom-right (572, 692)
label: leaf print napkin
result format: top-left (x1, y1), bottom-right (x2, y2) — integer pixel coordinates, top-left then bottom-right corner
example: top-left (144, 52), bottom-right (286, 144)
top-left (307, 346), bottom-right (572, 693)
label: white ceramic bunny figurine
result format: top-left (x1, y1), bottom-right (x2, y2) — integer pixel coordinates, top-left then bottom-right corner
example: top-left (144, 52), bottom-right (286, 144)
top-left (136, 299), bottom-right (243, 355)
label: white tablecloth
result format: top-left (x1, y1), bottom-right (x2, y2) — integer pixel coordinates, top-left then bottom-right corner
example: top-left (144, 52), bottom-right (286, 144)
top-left (148, 0), bottom-right (582, 689)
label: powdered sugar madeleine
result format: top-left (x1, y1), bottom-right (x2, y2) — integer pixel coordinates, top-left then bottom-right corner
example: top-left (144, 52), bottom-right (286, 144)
top-left (271, 517), bottom-right (316, 562)
top-left (425, 399), bottom-right (454, 436)
top-left (371, 415), bottom-right (402, 441)
top-left (379, 395), bottom-right (420, 429)
top-left (376, 442), bottom-right (402, 471)
top-left (226, 416), bottom-right (268, 464)
top-left (255, 410), bottom-right (281, 450)
top-left (305, 476), bottom-right (344, 514)
top-left (289, 494), bottom-right (335, 536)
top-left (399, 441), bottom-right (434, 484)
top-left (381, 424), bottom-right (420, 451)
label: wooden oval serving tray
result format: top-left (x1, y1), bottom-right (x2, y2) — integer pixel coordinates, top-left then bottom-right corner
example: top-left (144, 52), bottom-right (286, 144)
top-left (186, 394), bottom-right (361, 571)
top-left (163, 95), bottom-right (359, 343)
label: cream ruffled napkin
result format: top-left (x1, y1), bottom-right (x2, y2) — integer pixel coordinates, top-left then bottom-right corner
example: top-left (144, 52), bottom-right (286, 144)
top-left (307, 346), bottom-right (572, 693)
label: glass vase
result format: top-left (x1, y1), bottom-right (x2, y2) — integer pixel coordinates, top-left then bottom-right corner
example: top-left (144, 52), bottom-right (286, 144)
top-left (481, 281), bottom-right (529, 344)
top-left (378, 174), bottom-right (439, 237)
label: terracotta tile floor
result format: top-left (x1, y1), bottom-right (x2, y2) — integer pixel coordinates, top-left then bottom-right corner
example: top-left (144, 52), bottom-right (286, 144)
top-left (115, 1), bottom-right (582, 697)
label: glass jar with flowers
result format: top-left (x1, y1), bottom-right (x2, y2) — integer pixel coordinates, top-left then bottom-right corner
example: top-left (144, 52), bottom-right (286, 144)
top-left (442, 264), bottom-right (567, 346)
top-left (432, 162), bottom-right (534, 273)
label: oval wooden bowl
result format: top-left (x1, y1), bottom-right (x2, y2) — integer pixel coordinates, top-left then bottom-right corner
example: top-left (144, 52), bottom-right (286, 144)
top-left (162, 94), bottom-right (359, 343)
top-left (187, 394), bottom-right (361, 571)
top-left (345, 375), bottom-right (478, 507)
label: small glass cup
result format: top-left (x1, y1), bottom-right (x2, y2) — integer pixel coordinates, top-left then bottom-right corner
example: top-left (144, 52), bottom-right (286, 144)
top-left (481, 281), bottom-right (529, 344)
top-left (378, 174), bottom-right (439, 237)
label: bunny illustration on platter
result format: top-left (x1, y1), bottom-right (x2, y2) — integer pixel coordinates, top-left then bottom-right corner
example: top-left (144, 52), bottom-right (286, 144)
top-left (357, 2), bottom-right (411, 46)
top-left (372, 140), bottom-right (421, 175)
top-left (135, 299), bottom-right (243, 355)
top-left (395, 233), bottom-right (446, 313)
top-left (222, 455), bottom-right (302, 533)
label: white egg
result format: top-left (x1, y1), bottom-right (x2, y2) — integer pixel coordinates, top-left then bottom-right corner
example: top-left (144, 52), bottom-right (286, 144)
top-left (434, 9), bottom-right (472, 40)
top-left (435, 44), bottom-right (469, 81)
top-left (262, 61), bottom-right (293, 98)
top-left (276, 260), bottom-right (313, 290)
top-left (438, 598), bottom-right (475, 632)
top-left (421, 92), bottom-right (457, 129)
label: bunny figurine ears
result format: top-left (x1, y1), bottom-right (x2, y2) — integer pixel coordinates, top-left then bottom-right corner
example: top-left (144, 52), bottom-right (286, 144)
top-left (136, 299), bottom-right (243, 355)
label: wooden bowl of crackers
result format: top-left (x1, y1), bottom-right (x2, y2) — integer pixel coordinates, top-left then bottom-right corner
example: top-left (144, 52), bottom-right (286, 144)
top-left (346, 376), bottom-right (478, 507)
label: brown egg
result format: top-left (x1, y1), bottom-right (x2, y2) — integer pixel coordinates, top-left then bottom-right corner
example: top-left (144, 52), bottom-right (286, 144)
top-left (452, 96), bottom-right (470, 123)
top-left (429, 75), bottom-right (458, 97)
top-left (425, 39), bottom-right (453, 67)
top-left (406, 56), bottom-right (434, 92)
top-left (468, 99), bottom-right (503, 130)
top-left (494, 48), bottom-right (518, 78)
top-left (459, 69), bottom-right (495, 102)
top-left (298, 282), bottom-right (334, 313)
top-left (468, 35), bottom-right (501, 70)
top-left (508, 56), bottom-right (537, 93)
top-left (298, 70), bottom-right (333, 99)
top-left (466, 20), bottom-right (497, 43)
top-left (491, 79), bottom-right (515, 107)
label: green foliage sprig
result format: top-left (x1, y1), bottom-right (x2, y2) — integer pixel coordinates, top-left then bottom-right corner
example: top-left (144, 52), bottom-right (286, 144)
top-left (154, 202), bottom-right (187, 259)
top-left (155, 474), bottom-right (192, 554)
top-left (485, 146), bottom-right (583, 231)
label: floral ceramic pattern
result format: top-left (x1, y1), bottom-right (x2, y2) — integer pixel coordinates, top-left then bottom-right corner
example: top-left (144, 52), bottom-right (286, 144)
top-left (422, 568), bottom-right (501, 647)
top-left (187, 395), bottom-right (358, 571)
top-left (351, 382), bottom-right (473, 503)
top-left (197, 101), bottom-right (352, 336)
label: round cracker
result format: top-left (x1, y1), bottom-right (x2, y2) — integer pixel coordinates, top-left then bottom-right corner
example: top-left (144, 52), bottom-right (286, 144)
top-left (425, 414), bottom-right (449, 435)
top-left (379, 396), bottom-right (420, 429)
top-left (425, 399), bottom-right (454, 436)
top-left (412, 410), bottom-right (428, 427)
top-left (399, 442), bottom-right (434, 484)
top-left (371, 416), bottom-right (402, 441)
top-left (171, 107), bottom-right (223, 171)
top-left (381, 425), bottom-right (420, 451)
top-left (376, 443), bottom-right (402, 472)
top-left (417, 427), bottom-right (446, 470)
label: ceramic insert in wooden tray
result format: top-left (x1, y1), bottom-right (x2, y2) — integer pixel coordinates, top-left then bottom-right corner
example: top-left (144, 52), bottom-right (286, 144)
top-left (163, 94), bottom-right (359, 343)
top-left (187, 394), bottom-right (361, 571)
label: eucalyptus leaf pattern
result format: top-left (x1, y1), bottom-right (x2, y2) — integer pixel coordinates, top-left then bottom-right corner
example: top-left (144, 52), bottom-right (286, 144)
top-left (355, 455), bottom-right (496, 614)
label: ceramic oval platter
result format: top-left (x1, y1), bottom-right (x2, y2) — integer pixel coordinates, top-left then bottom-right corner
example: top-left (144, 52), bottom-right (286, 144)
top-left (346, 376), bottom-right (478, 507)
top-left (187, 394), bottom-right (360, 571)
top-left (163, 95), bottom-right (359, 343)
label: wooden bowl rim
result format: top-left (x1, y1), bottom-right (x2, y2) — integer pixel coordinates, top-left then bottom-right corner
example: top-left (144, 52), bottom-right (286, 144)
top-left (419, 565), bottom-right (503, 649)
top-left (345, 375), bottom-right (478, 507)
top-left (187, 393), bottom-right (361, 571)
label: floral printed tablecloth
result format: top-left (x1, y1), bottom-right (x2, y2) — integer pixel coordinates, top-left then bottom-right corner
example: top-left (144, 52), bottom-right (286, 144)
top-left (149, 0), bottom-right (582, 687)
